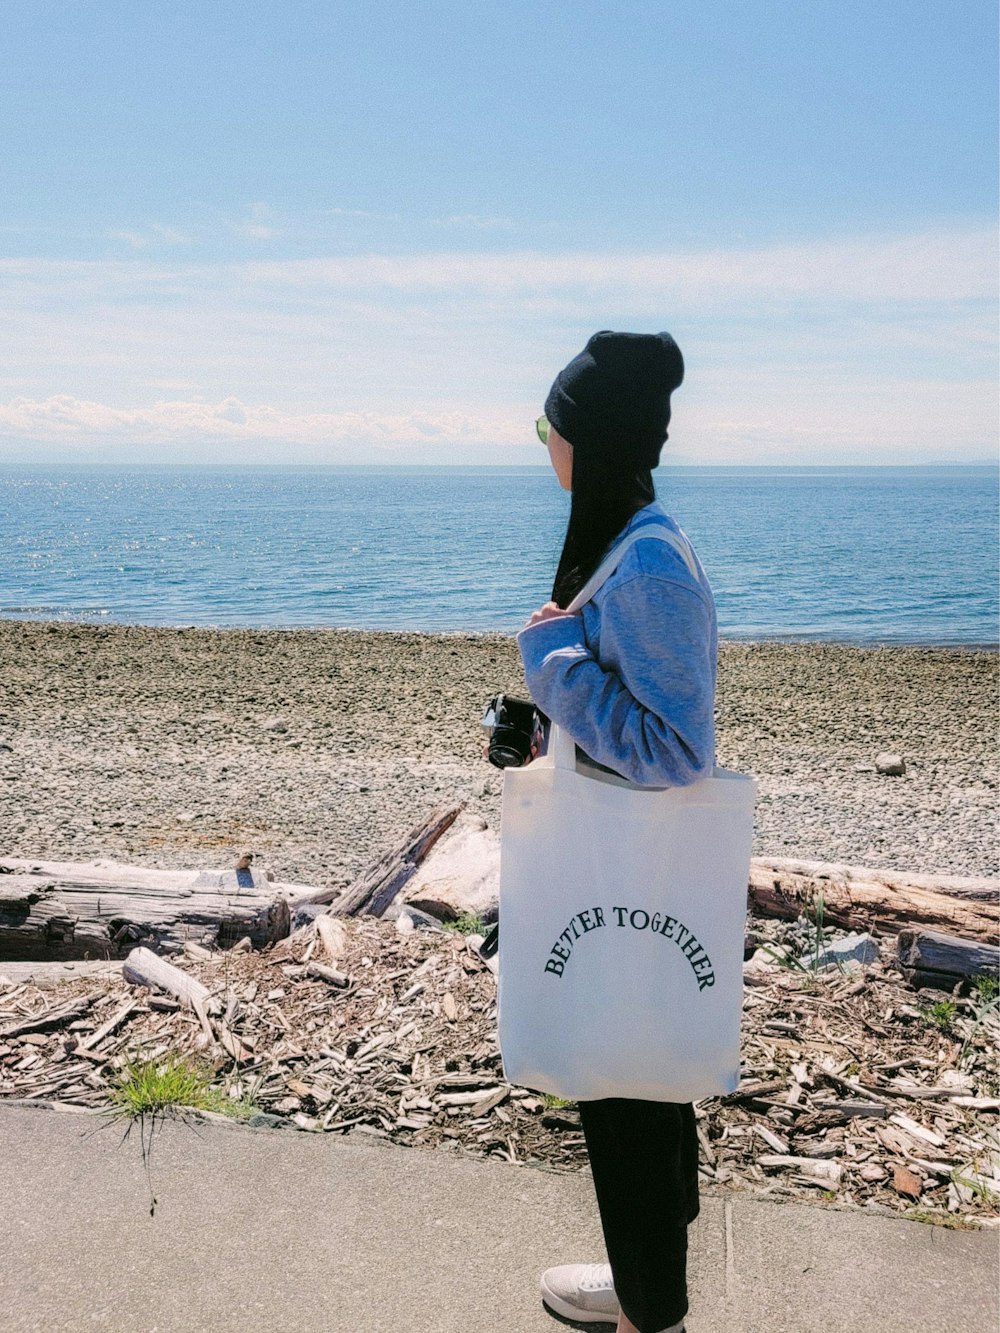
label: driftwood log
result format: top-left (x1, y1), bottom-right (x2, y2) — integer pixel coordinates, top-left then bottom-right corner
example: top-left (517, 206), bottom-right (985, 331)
top-left (748, 856), bottom-right (997, 944)
top-left (305, 961), bottom-right (351, 988)
top-left (0, 959), bottom-right (123, 988)
top-left (315, 916), bottom-right (347, 961)
top-left (298, 803), bottom-right (464, 917)
top-left (121, 946), bottom-right (252, 1060)
top-left (121, 946), bottom-right (218, 1011)
top-left (897, 927), bottom-right (1000, 989)
top-left (0, 857), bottom-right (303, 961)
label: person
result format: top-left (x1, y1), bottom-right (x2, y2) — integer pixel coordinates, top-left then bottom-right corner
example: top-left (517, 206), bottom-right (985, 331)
top-left (515, 330), bottom-right (717, 1333)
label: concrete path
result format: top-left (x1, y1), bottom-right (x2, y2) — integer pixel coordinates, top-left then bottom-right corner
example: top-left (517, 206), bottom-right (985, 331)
top-left (1, 1102), bottom-right (996, 1333)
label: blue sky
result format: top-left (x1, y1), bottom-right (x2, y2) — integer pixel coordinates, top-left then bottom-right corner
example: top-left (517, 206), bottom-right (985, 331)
top-left (1, 0), bottom-right (996, 464)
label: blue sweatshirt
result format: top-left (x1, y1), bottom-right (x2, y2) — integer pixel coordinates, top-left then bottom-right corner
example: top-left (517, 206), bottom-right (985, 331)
top-left (516, 501), bottom-right (717, 788)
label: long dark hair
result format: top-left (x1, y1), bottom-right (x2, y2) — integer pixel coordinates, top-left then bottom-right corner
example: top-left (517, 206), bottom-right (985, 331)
top-left (551, 449), bottom-right (656, 608)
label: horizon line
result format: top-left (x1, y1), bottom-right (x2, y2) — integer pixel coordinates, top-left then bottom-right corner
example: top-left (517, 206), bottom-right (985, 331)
top-left (2, 460), bottom-right (996, 471)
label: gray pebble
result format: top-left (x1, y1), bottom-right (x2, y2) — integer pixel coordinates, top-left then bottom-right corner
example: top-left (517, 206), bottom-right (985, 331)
top-left (875, 752), bottom-right (907, 776)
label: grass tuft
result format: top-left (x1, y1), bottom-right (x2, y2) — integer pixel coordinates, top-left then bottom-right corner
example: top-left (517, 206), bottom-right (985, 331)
top-left (110, 1052), bottom-right (254, 1120)
top-left (904, 1207), bottom-right (982, 1230)
top-left (104, 1049), bottom-right (259, 1218)
top-left (442, 912), bottom-right (490, 935)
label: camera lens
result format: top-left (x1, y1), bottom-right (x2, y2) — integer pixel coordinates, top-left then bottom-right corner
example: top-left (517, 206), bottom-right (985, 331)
top-left (484, 694), bottom-right (539, 769)
top-left (488, 731), bottom-right (531, 768)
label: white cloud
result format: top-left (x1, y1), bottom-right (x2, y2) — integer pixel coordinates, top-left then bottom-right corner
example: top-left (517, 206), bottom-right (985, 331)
top-left (150, 224), bottom-right (192, 245)
top-left (3, 224), bottom-right (993, 306)
top-left (233, 202), bottom-right (280, 241)
top-left (0, 394), bottom-right (522, 451)
top-left (231, 227), bottom-right (995, 302)
top-left (431, 214), bottom-right (515, 230)
top-left (1, 373), bottom-right (990, 466)
top-left (322, 206), bottom-right (399, 220)
top-left (108, 230), bottom-right (149, 250)
top-left (108, 224), bottom-right (193, 249)
top-left (234, 223), bottom-right (280, 240)
top-left (0, 224), bottom-right (994, 462)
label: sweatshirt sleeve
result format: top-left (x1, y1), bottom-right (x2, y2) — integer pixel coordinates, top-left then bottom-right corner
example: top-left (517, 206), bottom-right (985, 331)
top-left (516, 573), bottom-right (715, 787)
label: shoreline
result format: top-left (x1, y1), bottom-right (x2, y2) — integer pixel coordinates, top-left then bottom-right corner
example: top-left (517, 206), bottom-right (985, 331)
top-left (1, 620), bottom-right (997, 885)
top-left (1, 615), bottom-right (996, 652)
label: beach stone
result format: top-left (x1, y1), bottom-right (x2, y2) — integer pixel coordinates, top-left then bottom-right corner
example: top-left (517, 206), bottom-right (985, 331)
top-left (875, 752), bottom-right (907, 776)
top-left (893, 1164), bottom-right (923, 1198)
top-left (811, 931), bottom-right (878, 970)
top-left (390, 904), bottom-right (445, 933)
top-left (1, 624), bottom-right (997, 882)
top-left (290, 902), bottom-right (325, 930)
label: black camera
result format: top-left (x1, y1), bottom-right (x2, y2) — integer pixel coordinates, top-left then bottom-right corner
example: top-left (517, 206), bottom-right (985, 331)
top-left (481, 694), bottom-right (545, 769)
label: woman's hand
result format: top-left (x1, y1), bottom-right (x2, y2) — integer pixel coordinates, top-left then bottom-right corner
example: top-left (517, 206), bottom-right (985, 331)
top-left (523, 601), bottom-right (572, 630)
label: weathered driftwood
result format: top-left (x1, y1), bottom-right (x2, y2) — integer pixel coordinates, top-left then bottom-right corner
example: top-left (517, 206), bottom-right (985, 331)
top-left (897, 927), bottom-right (1000, 988)
top-left (340, 829), bottom-right (996, 942)
top-left (0, 959), bottom-right (123, 988)
top-left (0, 857), bottom-right (301, 960)
top-left (3, 914), bottom-right (998, 1224)
top-left (315, 916), bottom-right (347, 962)
top-left (77, 998), bottom-right (139, 1052)
top-left (748, 857), bottom-right (998, 943)
top-left (0, 992), bottom-right (98, 1039)
top-left (306, 804), bottom-right (464, 917)
top-left (122, 946), bottom-right (219, 1013)
top-left (305, 961), bottom-right (351, 988)
top-left (402, 819), bottom-right (500, 923)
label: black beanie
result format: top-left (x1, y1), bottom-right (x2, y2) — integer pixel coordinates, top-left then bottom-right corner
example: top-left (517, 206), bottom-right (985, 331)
top-left (544, 329), bottom-right (684, 468)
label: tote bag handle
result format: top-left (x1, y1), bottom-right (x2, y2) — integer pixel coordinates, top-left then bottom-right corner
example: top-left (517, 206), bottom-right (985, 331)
top-left (550, 522), bottom-right (701, 774)
top-left (565, 522), bottom-right (699, 615)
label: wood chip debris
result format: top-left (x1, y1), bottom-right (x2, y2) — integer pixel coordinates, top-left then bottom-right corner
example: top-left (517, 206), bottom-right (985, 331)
top-left (1, 913), bottom-right (997, 1226)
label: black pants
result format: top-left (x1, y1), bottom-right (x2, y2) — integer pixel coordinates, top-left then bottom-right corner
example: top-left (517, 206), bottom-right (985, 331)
top-left (577, 1099), bottom-right (699, 1333)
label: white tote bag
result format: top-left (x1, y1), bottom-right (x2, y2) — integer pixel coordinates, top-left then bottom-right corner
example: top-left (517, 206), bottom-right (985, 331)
top-left (497, 526), bottom-right (756, 1103)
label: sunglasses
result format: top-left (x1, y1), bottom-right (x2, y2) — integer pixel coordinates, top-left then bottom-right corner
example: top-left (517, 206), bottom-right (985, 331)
top-left (535, 415), bottom-right (550, 446)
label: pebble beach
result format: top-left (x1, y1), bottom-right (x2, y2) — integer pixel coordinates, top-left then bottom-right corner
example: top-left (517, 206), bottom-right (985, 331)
top-left (1, 621), bottom-right (996, 887)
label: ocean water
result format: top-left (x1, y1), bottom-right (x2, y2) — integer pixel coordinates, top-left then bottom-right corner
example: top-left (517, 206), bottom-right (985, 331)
top-left (0, 464), bottom-right (996, 645)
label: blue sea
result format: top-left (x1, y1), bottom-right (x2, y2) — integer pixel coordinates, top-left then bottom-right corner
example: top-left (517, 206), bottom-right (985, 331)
top-left (0, 465), bottom-right (996, 645)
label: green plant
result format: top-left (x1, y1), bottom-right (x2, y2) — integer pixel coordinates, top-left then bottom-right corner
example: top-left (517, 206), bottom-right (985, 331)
top-left (110, 1052), bottom-right (252, 1118)
top-left (973, 974), bottom-right (999, 1004)
top-left (959, 988), bottom-right (1000, 1069)
top-left (104, 1051), bottom-right (257, 1216)
top-left (761, 893), bottom-right (828, 977)
top-left (809, 891), bottom-right (827, 973)
top-left (759, 942), bottom-right (801, 970)
top-left (442, 912), bottom-right (489, 935)
top-left (541, 1093), bottom-right (573, 1109)
top-left (920, 999), bottom-right (957, 1032)
top-left (904, 1207), bottom-right (978, 1230)
top-left (950, 1165), bottom-right (1000, 1209)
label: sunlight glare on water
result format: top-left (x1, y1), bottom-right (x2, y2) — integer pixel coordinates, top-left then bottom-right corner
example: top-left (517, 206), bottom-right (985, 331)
top-left (0, 464), bottom-right (996, 645)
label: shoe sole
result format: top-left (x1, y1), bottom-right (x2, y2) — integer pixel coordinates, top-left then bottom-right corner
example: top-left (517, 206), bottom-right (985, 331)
top-left (540, 1300), bottom-right (618, 1329)
top-left (539, 1275), bottom-right (619, 1326)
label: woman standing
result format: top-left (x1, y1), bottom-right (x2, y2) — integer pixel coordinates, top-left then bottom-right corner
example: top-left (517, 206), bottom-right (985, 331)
top-left (516, 330), bottom-right (716, 1333)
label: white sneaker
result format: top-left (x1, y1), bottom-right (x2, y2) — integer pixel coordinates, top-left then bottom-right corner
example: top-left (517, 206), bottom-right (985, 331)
top-left (540, 1263), bottom-right (620, 1324)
